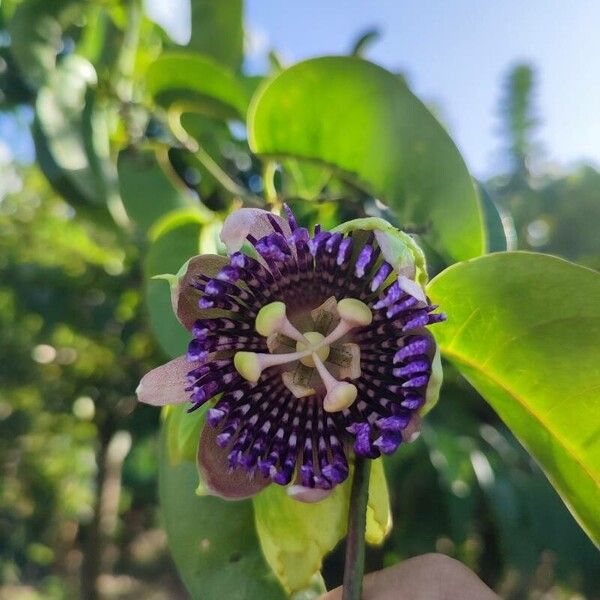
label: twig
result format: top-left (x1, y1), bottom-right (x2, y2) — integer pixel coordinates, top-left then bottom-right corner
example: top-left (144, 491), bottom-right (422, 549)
top-left (342, 456), bottom-right (371, 600)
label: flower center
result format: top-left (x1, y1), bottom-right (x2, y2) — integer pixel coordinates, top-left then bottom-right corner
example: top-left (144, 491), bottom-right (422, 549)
top-left (295, 331), bottom-right (330, 367)
top-left (232, 298), bottom-right (372, 413)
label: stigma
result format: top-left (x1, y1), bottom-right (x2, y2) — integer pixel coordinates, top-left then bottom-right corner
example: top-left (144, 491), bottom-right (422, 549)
top-left (233, 298), bottom-right (371, 412)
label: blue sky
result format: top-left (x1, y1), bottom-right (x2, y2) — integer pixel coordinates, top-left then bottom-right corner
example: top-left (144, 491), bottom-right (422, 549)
top-left (6, 1), bottom-right (599, 179)
top-left (243, 0), bottom-right (600, 177)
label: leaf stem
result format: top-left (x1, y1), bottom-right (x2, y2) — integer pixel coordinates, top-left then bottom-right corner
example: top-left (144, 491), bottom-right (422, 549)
top-left (165, 109), bottom-right (264, 207)
top-left (263, 160), bottom-right (280, 209)
top-left (342, 456), bottom-right (371, 600)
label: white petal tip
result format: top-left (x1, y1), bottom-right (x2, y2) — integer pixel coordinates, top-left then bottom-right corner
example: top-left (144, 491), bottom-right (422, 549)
top-left (286, 485), bottom-right (332, 503)
top-left (408, 430), bottom-right (421, 443)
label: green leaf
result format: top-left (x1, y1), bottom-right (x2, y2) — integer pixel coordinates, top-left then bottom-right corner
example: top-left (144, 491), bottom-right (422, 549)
top-left (188, 0), bottom-right (243, 71)
top-left (118, 146), bottom-right (211, 231)
top-left (427, 252), bottom-right (600, 544)
top-left (164, 403), bottom-right (208, 465)
top-left (158, 423), bottom-right (287, 600)
top-left (81, 87), bottom-right (128, 227)
top-left (35, 55), bottom-right (108, 207)
top-left (253, 458), bottom-right (391, 592)
top-left (365, 458), bottom-right (392, 545)
top-left (8, 0), bottom-right (82, 88)
top-left (248, 57), bottom-right (485, 263)
top-left (253, 480), bottom-right (350, 593)
top-left (31, 116), bottom-right (110, 225)
top-left (478, 183), bottom-right (514, 253)
top-left (144, 210), bottom-right (207, 358)
top-left (146, 52), bottom-right (249, 120)
top-left (281, 159), bottom-right (331, 200)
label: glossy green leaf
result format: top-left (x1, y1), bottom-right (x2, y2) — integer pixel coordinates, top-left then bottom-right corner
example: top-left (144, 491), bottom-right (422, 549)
top-left (188, 0), bottom-right (243, 71)
top-left (365, 457), bottom-right (392, 545)
top-left (158, 423), bottom-right (286, 600)
top-left (164, 403), bottom-right (208, 465)
top-left (81, 87), bottom-right (129, 227)
top-left (479, 184), bottom-right (506, 252)
top-left (478, 183), bottom-right (516, 253)
top-left (35, 55), bottom-right (107, 206)
top-left (118, 147), bottom-right (211, 231)
top-left (281, 159), bottom-right (331, 200)
top-left (8, 0), bottom-right (82, 88)
top-left (427, 252), bottom-right (600, 544)
top-left (144, 210), bottom-right (207, 358)
top-left (146, 52), bottom-right (249, 120)
top-left (253, 458), bottom-right (391, 592)
top-left (253, 482), bottom-right (350, 593)
top-left (31, 116), bottom-right (110, 224)
top-left (248, 57), bottom-right (485, 263)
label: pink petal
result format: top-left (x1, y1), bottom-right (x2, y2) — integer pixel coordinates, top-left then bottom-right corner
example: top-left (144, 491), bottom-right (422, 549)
top-left (197, 424), bottom-right (270, 500)
top-left (286, 485), bottom-right (333, 503)
top-left (136, 356), bottom-right (190, 406)
top-left (220, 208), bottom-right (291, 254)
top-left (172, 254), bottom-right (229, 330)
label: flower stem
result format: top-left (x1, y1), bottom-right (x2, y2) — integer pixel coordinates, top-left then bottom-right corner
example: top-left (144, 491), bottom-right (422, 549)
top-left (342, 456), bottom-right (371, 600)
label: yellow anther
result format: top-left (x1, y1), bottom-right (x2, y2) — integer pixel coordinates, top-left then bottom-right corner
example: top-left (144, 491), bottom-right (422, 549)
top-left (336, 298), bottom-right (373, 326)
top-left (322, 298), bottom-right (373, 346)
top-left (323, 381), bottom-right (357, 413)
top-left (234, 351), bottom-right (262, 383)
top-left (312, 352), bottom-right (358, 413)
top-left (255, 301), bottom-right (286, 336)
top-left (234, 348), bottom-right (313, 382)
top-left (255, 301), bottom-right (307, 342)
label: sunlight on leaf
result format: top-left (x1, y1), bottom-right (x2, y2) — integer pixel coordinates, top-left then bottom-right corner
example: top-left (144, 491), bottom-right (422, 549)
top-left (253, 458), bottom-right (391, 592)
top-left (147, 52), bottom-right (250, 120)
top-left (159, 421), bottom-right (287, 600)
top-left (144, 210), bottom-right (207, 358)
top-left (427, 252), bottom-right (600, 545)
top-left (249, 57), bottom-right (486, 263)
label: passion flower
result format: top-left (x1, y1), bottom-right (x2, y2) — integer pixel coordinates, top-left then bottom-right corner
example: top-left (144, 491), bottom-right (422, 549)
top-left (137, 207), bottom-right (445, 501)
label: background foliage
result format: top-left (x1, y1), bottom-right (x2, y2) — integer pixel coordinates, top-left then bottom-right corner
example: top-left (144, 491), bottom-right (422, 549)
top-left (0, 1), bottom-right (598, 599)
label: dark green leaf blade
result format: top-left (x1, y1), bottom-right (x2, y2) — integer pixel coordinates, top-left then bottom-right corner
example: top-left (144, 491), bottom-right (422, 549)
top-left (144, 211), bottom-right (207, 358)
top-left (188, 0), bottom-right (243, 71)
top-left (478, 183), bottom-right (515, 252)
top-left (248, 56), bottom-right (486, 263)
top-left (118, 147), bottom-right (210, 231)
top-left (8, 0), bottom-right (82, 88)
top-left (158, 421), bottom-right (287, 600)
top-left (146, 52), bottom-right (249, 119)
top-left (36, 56), bottom-right (103, 204)
top-left (427, 252), bottom-right (600, 544)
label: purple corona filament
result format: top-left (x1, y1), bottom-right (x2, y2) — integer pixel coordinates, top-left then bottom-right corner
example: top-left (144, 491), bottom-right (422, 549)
top-left (185, 208), bottom-right (445, 491)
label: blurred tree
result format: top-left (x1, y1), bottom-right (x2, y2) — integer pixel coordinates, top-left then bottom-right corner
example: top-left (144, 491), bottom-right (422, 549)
top-left (0, 164), bottom-right (180, 598)
top-left (490, 64), bottom-right (600, 271)
top-left (497, 63), bottom-right (541, 188)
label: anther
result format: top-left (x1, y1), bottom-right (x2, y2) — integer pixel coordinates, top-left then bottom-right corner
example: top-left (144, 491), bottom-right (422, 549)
top-left (255, 301), bottom-right (307, 343)
top-left (322, 298), bottom-right (373, 345)
top-left (234, 349), bottom-right (312, 383)
top-left (312, 353), bottom-right (358, 413)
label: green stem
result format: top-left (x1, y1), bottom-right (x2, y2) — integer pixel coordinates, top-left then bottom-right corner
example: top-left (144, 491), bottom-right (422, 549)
top-left (342, 457), bottom-right (371, 600)
top-left (263, 160), bottom-right (280, 209)
top-left (165, 109), bottom-right (263, 207)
